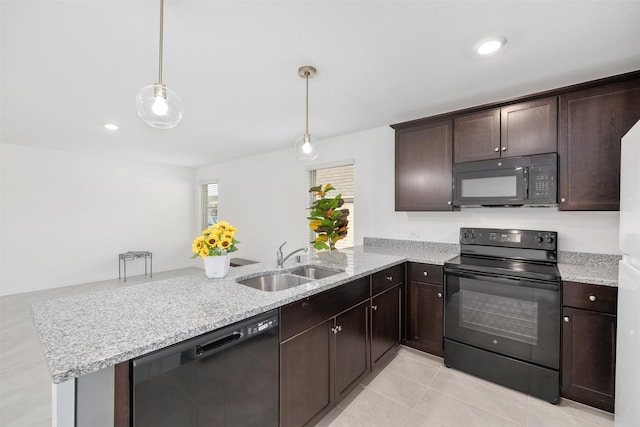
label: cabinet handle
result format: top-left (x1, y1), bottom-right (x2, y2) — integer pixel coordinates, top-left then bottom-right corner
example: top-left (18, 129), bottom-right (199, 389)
top-left (371, 305), bottom-right (378, 311)
top-left (386, 276), bottom-right (393, 281)
top-left (589, 295), bottom-right (597, 302)
top-left (561, 198), bottom-right (566, 203)
top-left (501, 146), bottom-right (507, 151)
top-left (563, 316), bottom-right (570, 323)
top-left (437, 292), bottom-right (443, 298)
top-left (494, 147), bottom-right (499, 152)
top-left (423, 271), bottom-right (429, 277)
top-left (447, 201), bottom-right (452, 205)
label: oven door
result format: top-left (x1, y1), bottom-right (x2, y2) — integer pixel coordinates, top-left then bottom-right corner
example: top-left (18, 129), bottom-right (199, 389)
top-left (444, 270), bottom-right (560, 369)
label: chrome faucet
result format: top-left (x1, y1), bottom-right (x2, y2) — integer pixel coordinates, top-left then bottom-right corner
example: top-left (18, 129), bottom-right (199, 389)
top-left (276, 241), bottom-right (308, 268)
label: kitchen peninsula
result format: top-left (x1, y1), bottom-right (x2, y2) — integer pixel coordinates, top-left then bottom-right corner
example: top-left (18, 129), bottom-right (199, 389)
top-left (32, 239), bottom-right (619, 426)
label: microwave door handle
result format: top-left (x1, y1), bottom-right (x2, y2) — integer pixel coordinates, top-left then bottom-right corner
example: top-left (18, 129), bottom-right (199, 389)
top-left (523, 167), bottom-right (529, 199)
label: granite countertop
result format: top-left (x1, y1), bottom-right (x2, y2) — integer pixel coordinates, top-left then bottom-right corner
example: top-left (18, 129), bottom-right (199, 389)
top-left (32, 243), bottom-right (458, 384)
top-left (31, 238), bottom-right (618, 384)
top-left (557, 251), bottom-right (621, 287)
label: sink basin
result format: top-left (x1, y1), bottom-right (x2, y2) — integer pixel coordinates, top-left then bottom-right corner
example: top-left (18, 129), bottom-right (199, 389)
top-left (237, 273), bottom-right (313, 292)
top-left (289, 266), bottom-right (343, 279)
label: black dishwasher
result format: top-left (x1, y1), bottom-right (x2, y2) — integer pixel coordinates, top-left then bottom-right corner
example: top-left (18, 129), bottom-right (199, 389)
top-left (132, 310), bottom-right (279, 427)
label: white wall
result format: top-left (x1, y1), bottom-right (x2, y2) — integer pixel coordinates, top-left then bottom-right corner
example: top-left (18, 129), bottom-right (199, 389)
top-left (0, 143), bottom-right (197, 296)
top-left (196, 126), bottom-right (621, 261)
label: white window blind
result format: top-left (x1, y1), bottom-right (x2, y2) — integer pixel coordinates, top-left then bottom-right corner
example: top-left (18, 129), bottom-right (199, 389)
top-left (309, 164), bottom-right (354, 249)
top-left (201, 183), bottom-right (219, 231)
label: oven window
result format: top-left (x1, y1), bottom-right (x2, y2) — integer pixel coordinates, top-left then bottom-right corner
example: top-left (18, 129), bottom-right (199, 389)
top-left (461, 176), bottom-right (517, 198)
top-left (460, 289), bottom-right (538, 345)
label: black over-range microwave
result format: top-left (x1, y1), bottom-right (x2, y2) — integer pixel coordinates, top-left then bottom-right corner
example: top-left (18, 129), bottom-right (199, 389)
top-left (452, 153), bottom-right (557, 207)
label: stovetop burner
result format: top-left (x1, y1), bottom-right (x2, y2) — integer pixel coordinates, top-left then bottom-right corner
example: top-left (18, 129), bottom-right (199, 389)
top-left (444, 227), bottom-right (560, 282)
top-left (444, 254), bottom-right (560, 282)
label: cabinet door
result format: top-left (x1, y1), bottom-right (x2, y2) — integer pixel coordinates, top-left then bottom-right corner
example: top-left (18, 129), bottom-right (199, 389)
top-left (454, 109), bottom-right (500, 162)
top-left (280, 319), bottom-right (332, 427)
top-left (395, 120), bottom-right (453, 211)
top-left (406, 281), bottom-right (444, 356)
top-left (562, 307), bottom-right (616, 413)
top-left (558, 80), bottom-right (640, 210)
top-left (371, 285), bottom-right (402, 368)
top-left (334, 302), bottom-right (369, 402)
top-left (500, 97), bottom-right (557, 158)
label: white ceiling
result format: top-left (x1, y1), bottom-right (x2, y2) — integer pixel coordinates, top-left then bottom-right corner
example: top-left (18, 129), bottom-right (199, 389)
top-left (2, 1), bottom-right (639, 168)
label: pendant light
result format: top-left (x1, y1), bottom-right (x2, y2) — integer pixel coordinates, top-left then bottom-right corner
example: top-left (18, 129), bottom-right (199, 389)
top-left (294, 65), bottom-right (319, 160)
top-left (135, 0), bottom-right (183, 129)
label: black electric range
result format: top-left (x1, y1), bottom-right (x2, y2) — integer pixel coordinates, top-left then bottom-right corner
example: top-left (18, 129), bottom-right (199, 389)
top-left (443, 227), bottom-right (562, 404)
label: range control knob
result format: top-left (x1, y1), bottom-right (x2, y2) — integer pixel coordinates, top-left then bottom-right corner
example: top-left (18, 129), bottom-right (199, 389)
top-left (462, 232), bottom-right (469, 239)
top-left (545, 235), bottom-right (555, 244)
top-left (470, 233), bottom-right (476, 239)
top-left (535, 236), bottom-right (544, 244)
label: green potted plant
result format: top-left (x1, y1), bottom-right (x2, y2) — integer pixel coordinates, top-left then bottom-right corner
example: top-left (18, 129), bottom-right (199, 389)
top-left (308, 183), bottom-right (349, 250)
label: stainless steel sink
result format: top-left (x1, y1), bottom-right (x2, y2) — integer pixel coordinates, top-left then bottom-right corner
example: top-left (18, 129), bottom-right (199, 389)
top-left (237, 266), bottom-right (343, 292)
top-left (289, 266), bottom-right (343, 279)
top-left (237, 273), bottom-right (313, 292)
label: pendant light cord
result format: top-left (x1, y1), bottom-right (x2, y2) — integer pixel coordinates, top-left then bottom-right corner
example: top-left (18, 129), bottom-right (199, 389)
top-left (305, 71), bottom-right (309, 135)
top-left (158, 0), bottom-right (164, 84)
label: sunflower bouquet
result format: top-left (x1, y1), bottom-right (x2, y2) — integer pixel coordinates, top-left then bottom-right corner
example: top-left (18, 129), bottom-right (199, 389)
top-left (191, 221), bottom-right (239, 259)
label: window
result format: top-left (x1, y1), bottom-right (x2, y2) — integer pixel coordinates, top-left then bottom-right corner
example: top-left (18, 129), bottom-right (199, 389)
top-left (201, 182), bottom-right (219, 231)
top-left (309, 163), bottom-right (354, 249)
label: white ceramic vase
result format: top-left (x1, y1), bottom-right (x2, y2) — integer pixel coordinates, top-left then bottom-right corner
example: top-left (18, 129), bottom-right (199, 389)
top-left (203, 255), bottom-right (230, 278)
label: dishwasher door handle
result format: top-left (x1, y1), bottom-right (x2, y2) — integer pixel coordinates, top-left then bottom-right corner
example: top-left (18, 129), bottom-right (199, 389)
top-left (196, 332), bottom-right (243, 357)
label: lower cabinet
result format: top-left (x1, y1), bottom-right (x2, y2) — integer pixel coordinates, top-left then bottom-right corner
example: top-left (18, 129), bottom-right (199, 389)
top-left (405, 263), bottom-right (444, 356)
top-left (279, 277), bottom-right (370, 427)
top-left (370, 264), bottom-right (405, 369)
top-left (280, 303), bottom-right (369, 427)
top-left (334, 302), bottom-right (369, 401)
top-left (562, 281), bottom-right (618, 413)
top-left (280, 319), bottom-right (332, 427)
top-left (370, 284), bottom-right (402, 367)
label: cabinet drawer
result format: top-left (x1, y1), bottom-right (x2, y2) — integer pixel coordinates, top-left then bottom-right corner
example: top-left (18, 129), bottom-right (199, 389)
top-left (409, 262), bottom-right (443, 285)
top-left (563, 281), bottom-right (618, 314)
top-left (280, 276), bottom-right (369, 341)
top-left (371, 264), bottom-right (405, 295)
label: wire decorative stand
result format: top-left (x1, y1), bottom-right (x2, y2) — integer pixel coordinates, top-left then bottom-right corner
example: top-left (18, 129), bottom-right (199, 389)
top-left (118, 251), bottom-right (152, 282)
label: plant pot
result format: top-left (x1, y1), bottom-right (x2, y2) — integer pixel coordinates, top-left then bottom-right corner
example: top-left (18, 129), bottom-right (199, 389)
top-left (203, 255), bottom-right (230, 278)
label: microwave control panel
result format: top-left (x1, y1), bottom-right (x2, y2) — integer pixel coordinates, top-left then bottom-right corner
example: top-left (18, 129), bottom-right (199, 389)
top-left (529, 166), bottom-right (556, 201)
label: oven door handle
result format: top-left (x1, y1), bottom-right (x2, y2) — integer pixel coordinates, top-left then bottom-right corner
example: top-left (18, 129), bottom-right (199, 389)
top-left (446, 270), bottom-right (559, 291)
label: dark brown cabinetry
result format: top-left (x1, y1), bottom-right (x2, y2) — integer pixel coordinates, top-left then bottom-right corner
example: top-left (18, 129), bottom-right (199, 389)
top-left (405, 263), bottom-right (444, 356)
top-left (558, 79), bottom-right (640, 210)
top-left (394, 120), bottom-right (453, 211)
top-left (454, 97), bottom-right (557, 163)
top-left (279, 277), bottom-right (369, 427)
top-left (370, 264), bottom-right (404, 368)
top-left (562, 281), bottom-right (618, 412)
top-left (454, 108), bottom-right (500, 162)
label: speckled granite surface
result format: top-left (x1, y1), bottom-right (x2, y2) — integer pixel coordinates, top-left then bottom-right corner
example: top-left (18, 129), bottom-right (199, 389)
top-left (33, 244), bottom-right (459, 384)
top-left (558, 251), bottom-right (621, 287)
top-left (31, 239), bottom-right (618, 384)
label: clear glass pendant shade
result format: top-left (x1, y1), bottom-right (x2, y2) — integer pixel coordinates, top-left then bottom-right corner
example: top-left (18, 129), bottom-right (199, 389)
top-left (136, 83), bottom-right (183, 129)
top-left (294, 133), bottom-right (319, 160)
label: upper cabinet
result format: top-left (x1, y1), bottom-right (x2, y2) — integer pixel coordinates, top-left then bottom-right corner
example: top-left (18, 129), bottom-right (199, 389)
top-left (395, 120), bottom-right (453, 211)
top-left (454, 97), bottom-right (557, 163)
top-left (558, 79), bottom-right (640, 211)
top-left (453, 109), bottom-right (500, 162)
top-left (392, 70), bottom-right (640, 212)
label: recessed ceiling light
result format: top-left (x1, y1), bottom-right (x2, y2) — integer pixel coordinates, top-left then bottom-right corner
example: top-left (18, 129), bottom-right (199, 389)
top-left (476, 37), bottom-right (507, 55)
top-left (104, 123), bottom-right (119, 131)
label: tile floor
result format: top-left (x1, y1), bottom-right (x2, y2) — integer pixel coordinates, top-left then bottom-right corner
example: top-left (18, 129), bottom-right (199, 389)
top-left (318, 346), bottom-right (614, 427)
top-left (1, 269), bottom-right (616, 427)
